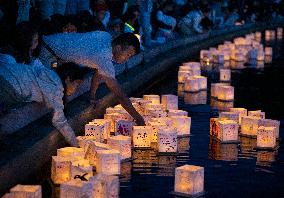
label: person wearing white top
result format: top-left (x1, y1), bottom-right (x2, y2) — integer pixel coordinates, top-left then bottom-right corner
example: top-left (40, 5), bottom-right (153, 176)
top-left (41, 31), bottom-right (145, 125)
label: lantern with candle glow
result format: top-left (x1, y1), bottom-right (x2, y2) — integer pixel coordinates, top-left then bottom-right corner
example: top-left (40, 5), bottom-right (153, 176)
top-left (85, 122), bottom-right (105, 143)
top-left (194, 76), bottom-right (207, 90)
top-left (9, 185), bottom-right (42, 198)
top-left (229, 108), bottom-right (247, 124)
top-left (220, 69), bottom-right (231, 82)
top-left (157, 127), bottom-right (178, 153)
top-left (104, 113), bottom-right (131, 132)
top-left (277, 27), bottom-right (283, 38)
top-left (168, 109), bottom-right (188, 117)
top-left (259, 119), bottom-right (280, 139)
top-left (108, 135), bottom-right (131, 160)
top-left (174, 165), bottom-right (204, 196)
top-left (257, 126), bottom-right (277, 150)
top-left (265, 47), bottom-right (273, 56)
top-left (92, 119), bottom-right (112, 140)
top-left (151, 117), bottom-right (174, 128)
top-left (223, 50), bottom-right (231, 61)
top-left (96, 149), bottom-right (120, 175)
top-left (171, 116), bottom-right (191, 137)
top-left (57, 147), bottom-right (84, 161)
top-left (133, 126), bottom-right (152, 148)
top-left (51, 156), bottom-right (71, 184)
top-left (255, 32), bottom-right (261, 40)
top-left (178, 71), bottom-right (190, 83)
top-left (248, 110), bottom-right (265, 119)
top-left (76, 136), bottom-right (96, 151)
top-left (161, 94), bottom-right (178, 110)
top-left (148, 121), bottom-right (167, 142)
top-left (217, 85), bottom-right (234, 101)
top-left (143, 94), bottom-right (160, 104)
top-left (219, 112), bottom-right (240, 124)
top-left (114, 120), bottom-right (134, 136)
top-left (70, 159), bottom-right (93, 181)
top-left (182, 62), bottom-right (201, 70)
top-left (60, 178), bottom-right (93, 198)
top-left (241, 116), bottom-right (262, 137)
top-left (200, 50), bottom-right (212, 66)
top-left (184, 77), bottom-right (200, 92)
top-left (92, 174), bottom-right (119, 198)
top-left (234, 52), bottom-right (245, 62)
top-left (210, 83), bottom-right (228, 98)
top-left (216, 120), bottom-right (239, 143)
top-left (85, 141), bottom-right (110, 166)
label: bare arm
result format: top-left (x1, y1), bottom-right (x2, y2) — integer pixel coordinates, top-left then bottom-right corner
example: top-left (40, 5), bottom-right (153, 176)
top-left (100, 74), bottom-right (145, 126)
top-left (90, 70), bottom-right (102, 103)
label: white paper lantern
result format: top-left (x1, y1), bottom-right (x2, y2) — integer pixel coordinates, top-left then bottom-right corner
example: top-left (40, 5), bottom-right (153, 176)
top-left (229, 108), bottom-right (247, 124)
top-left (178, 71), bottom-right (190, 83)
top-left (85, 122), bottom-right (105, 143)
top-left (219, 112), bottom-right (240, 124)
top-left (85, 141), bottom-right (110, 166)
top-left (114, 120), bottom-right (134, 136)
top-left (171, 116), bottom-right (191, 137)
top-left (104, 113), bottom-right (132, 132)
top-left (234, 52), bottom-right (245, 62)
top-left (76, 136), bottom-right (97, 151)
top-left (182, 62), bottom-right (201, 70)
top-left (150, 117), bottom-right (174, 128)
top-left (259, 119), bottom-right (280, 139)
top-left (257, 126), bottom-right (277, 149)
top-left (241, 116), bottom-right (262, 137)
top-left (132, 126), bottom-right (152, 148)
top-left (96, 149), bottom-right (120, 175)
top-left (60, 179), bottom-right (93, 198)
top-left (70, 159), bottom-right (93, 181)
top-left (91, 174), bottom-right (119, 198)
top-left (91, 119), bottom-right (112, 140)
top-left (161, 94), bottom-right (178, 110)
top-left (57, 147), bottom-right (84, 161)
top-left (217, 85), bottom-right (234, 101)
top-left (148, 121), bottom-right (167, 142)
top-left (257, 50), bottom-right (265, 61)
top-left (157, 128), bottom-right (177, 153)
top-left (9, 185), bottom-right (42, 198)
top-left (255, 32), bottom-right (261, 39)
top-left (184, 77), bottom-right (200, 92)
top-left (193, 76), bottom-right (207, 90)
top-left (174, 165), bottom-right (204, 196)
top-left (216, 120), bottom-right (239, 143)
top-left (167, 109), bottom-right (188, 117)
top-left (220, 69), bottom-right (231, 82)
top-left (210, 83), bottom-right (228, 98)
top-left (51, 156), bottom-right (72, 184)
top-left (143, 95), bottom-right (160, 104)
top-left (248, 110), bottom-right (265, 119)
top-left (108, 135), bottom-right (132, 160)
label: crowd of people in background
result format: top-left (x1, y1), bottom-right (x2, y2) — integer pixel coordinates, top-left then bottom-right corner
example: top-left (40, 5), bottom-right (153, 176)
top-left (0, 0), bottom-right (283, 146)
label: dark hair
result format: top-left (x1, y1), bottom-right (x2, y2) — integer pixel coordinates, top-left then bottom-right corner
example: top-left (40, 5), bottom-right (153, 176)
top-left (12, 21), bottom-right (38, 63)
top-left (112, 33), bottom-right (140, 54)
top-left (55, 62), bottom-right (92, 105)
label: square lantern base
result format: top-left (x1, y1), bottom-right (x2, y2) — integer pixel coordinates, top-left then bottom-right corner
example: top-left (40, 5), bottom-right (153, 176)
top-left (239, 133), bottom-right (257, 139)
top-left (216, 98), bottom-right (234, 102)
top-left (170, 191), bottom-right (207, 198)
top-left (184, 90), bottom-right (200, 93)
top-left (220, 80), bottom-right (231, 83)
top-left (255, 145), bottom-right (279, 151)
top-left (177, 134), bottom-right (191, 138)
top-left (121, 157), bottom-right (134, 163)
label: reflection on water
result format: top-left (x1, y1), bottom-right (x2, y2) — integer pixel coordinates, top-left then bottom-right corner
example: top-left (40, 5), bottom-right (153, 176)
top-left (210, 98), bottom-right (234, 111)
top-left (208, 138), bottom-right (239, 161)
top-left (177, 138), bottom-right (190, 153)
top-left (239, 136), bottom-right (257, 159)
top-left (184, 91), bottom-right (207, 105)
top-left (157, 155), bottom-right (176, 177)
top-left (256, 150), bottom-right (277, 167)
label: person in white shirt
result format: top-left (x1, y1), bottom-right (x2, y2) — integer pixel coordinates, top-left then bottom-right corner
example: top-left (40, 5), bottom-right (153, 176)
top-left (178, 6), bottom-right (210, 36)
top-left (41, 31), bottom-right (145, 126)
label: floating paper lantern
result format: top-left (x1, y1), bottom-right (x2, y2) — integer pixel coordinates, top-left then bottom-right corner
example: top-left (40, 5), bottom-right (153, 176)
top-left (229, 108), bottom-right (247, 124)
top-left (143, 95), bottom-right (160, 104)
top-left (171, 116), bottom-right (191, 137)
top-left (184, 91), bottom-right (207, 105)
top-left (151, 117), bottom-right (174, 128)
top-left (96, 149), bottom-right (120, 175)
top-left (234, 52), bottom-right (245, 62)
top-left (157, 127), bottom-right (178, 153)
top-left (219, 112), bottom-right (240, 124)
top-left (178, 71), bottom-right (190, 83)
top-left (248, 110), bottom-right (265, 119)
top-left (184, 77), bottom-right (199, 92)
top-left (108, 135), bottom-right (132, 160)
top-left (216, 120), bottom-right (239, 143)
top-left (217, 85), bottom-right (234, 101)
top-left (92, 119), bottom-right (112, 140)
top-left (220, 69), bottom-right (231, 82)
top-left (85, 122), bottom-right (105, 142)
top-left (115, 120), bottom-right (134, 136)
top-left (259, 119), bottom-right (280, 139)
top-left (57, 147), bottom-right (84, 161)
top-left (265, 47), bottom-right (273, 56)
top-left (76, 136), bottom-right (97, 151)
top-left (145, 108), bottom-right (167, 118)
top-left (182, 62), bottom-right (201, 70)
top-left (167, 109), bottom-right (188, 117)
top-left (132, 126), bottom-right (152, 148)
top-left (92, 174), bottom-right (119, 198)
top-left (148, 121), bottom-right (167, 142)
top-left (84, 141), bottom-right (110, 166)
top-left (222, 50), bottom-right (231, 61)
top-left (257, 126), bottom-right (277, 149)
top-left (71, 159), bottom-right (93, 181)
top-left (210, 83), bottom-right (228, 98)
top-left (51, 156), bottom-right (71, 184)
top-left (241, 116), bottom-right (261, 137)
top-left (174, 165), bottom-right (204, 196)
top-left (9, 185), bottom-right (42, 198)
top-left (104, 113), bottom-right (132, 132)
top-left (60, 179), bottom-right (93, 198)
top-left (255, 32), bottom-right (261, 39)
top-left (193, 76), bottom-right (207, 90)
top-left (161, 94), bottom-right (178, 110)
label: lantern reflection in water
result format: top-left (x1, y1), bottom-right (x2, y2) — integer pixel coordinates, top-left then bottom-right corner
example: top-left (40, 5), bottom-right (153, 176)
top-left (132, 149), bottom-right (158, 172)
top-left (177, 137), bottom-right (190, 153)
top-left (209, 138), bottom-right (238, 161)
top-left (256, 150), bottom-right (277, 166)
top-left (241, 116), bottom-right (262, 137)
top-left (174, 165), bottom-right (204, 196)
top-left (157, 155), bottom-right (177, 176)
top-left (184, 91), bottom-right (207, 105)
top-left (211, 98), bottom-right (234, 111)
top-left (239, 136), bottom-right (257, 159)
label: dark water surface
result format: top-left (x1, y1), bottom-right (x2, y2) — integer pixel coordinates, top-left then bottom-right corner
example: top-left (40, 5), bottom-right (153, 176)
top-left (119, 38), bottom-right (284, 198)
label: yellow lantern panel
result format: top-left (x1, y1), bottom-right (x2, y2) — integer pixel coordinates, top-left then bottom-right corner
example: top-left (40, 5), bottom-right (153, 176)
top-left (96, 149), bottom-right (120, 175)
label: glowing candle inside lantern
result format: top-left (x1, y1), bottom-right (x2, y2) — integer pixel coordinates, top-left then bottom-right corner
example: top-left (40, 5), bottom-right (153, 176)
top-left (259, 119), bottom-right (280, 139)
top-left (57, 147), bottom-right (84, 161)
top-left (229, 108), bottom-right (247, 124)
top-left (148, 121), bottom-right (167, 142)
top-left (217, 85), bottom-right (234, 101)
top-left (257, 126), bottom-right (277, 149)
top-left (174, 165), bottom-right (204, 196)
top-left (241, 116), bottom-right (262, 137)
top-left (51, 156), bottom-right (72, 184)
top-left (132, 126), bottom-right (152, 148)
top-left (143, 94), bottom-right (160, 104)
top-left (85, 141), bottom-right (110, 166)
top-left (91, 174), bottom-right (120, 198)
top-left (184, 77), bottom-right (200, 92)
top-left (178, 71), bottom-right (191, 83)
top-left (210, 83), bottom-right (228, 98)
top-left (161, 94), bottom-right (178, 110)
top-left (193, 76), bottom-right (207, 90)
top-left (217, 120), bottom-right (239, 143)
top-left (171, 116), bottom-right (191, 137)
top-left (220, 69), bottom-right (231, 82)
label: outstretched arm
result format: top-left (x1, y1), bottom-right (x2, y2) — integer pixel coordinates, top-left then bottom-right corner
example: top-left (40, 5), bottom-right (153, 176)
top-left (100, 74), bottom-right (145, 126)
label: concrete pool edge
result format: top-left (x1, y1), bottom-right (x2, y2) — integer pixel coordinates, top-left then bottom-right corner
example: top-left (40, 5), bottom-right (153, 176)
top-left (0, 22), bottom-right (283, 195)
